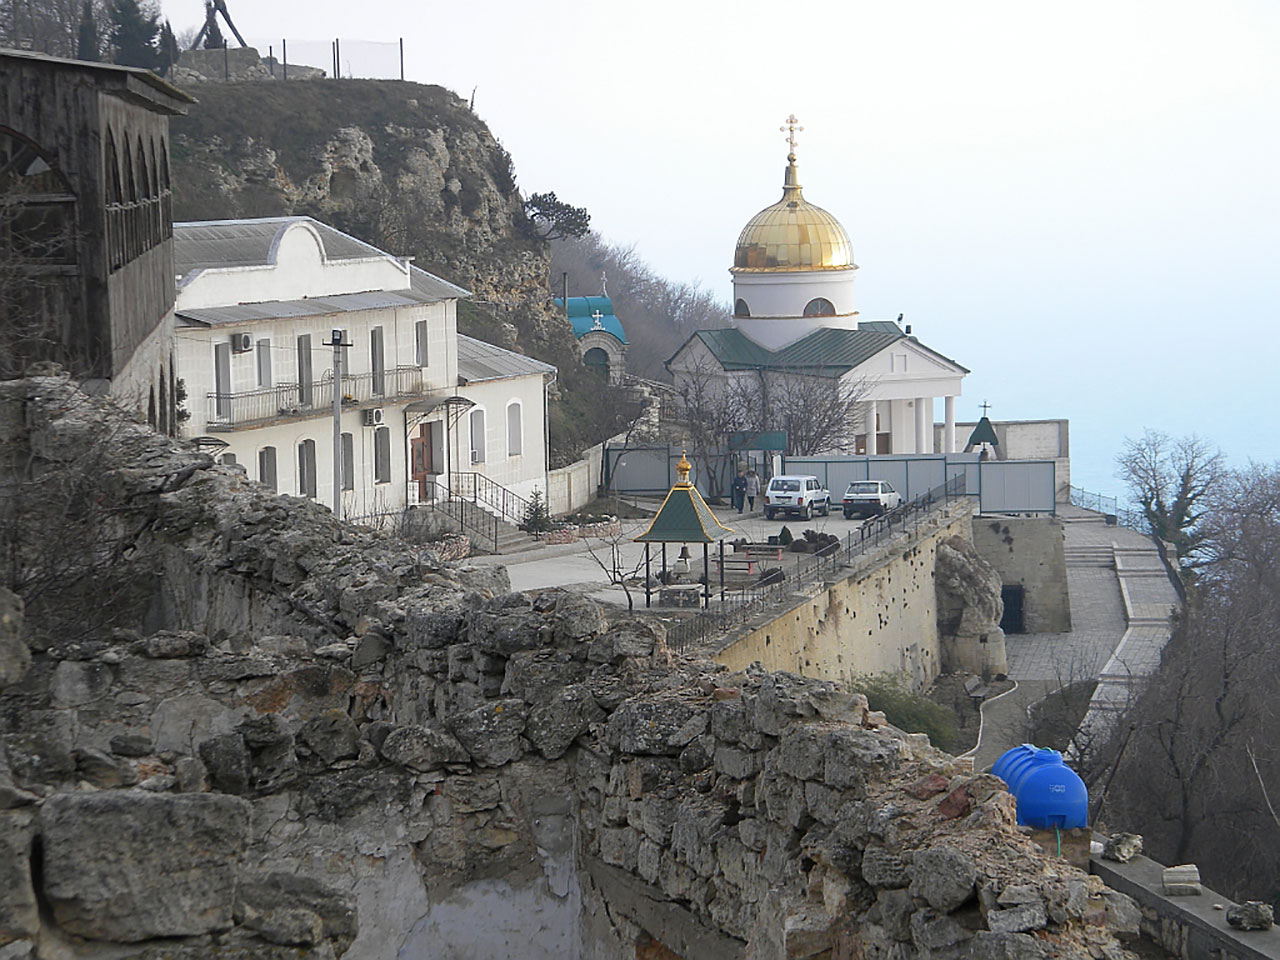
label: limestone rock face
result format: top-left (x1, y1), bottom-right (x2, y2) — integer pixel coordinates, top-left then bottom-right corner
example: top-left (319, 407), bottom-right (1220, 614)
top-left (936, 533), bottom-right (1009, 675)
top-left (38, 791), bottom-right (252, 941)
top-left (0, 588), bottom-right (28, 689)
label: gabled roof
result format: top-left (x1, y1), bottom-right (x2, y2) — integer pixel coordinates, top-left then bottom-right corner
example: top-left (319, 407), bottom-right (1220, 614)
top-left (173, 217), bottom-right (470, 301)
top-left (555, 296), bottom-right (628, 344)
top-left (670, 325), bottom-right (969, 378)
top-left (457, 335), bottom-right (556, 384)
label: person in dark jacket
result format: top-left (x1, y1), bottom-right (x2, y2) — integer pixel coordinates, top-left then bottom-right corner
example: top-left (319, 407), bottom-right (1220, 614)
top-left (731, 472), bottom-right (748, 513)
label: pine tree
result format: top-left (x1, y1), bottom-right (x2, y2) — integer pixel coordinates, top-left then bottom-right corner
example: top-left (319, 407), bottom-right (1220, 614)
top-left (202, 3), bottom-right (223, 50)
top-left (77, 1), bottom-right (101, 61)
top-left (107, 0), bottom-right (159, 70)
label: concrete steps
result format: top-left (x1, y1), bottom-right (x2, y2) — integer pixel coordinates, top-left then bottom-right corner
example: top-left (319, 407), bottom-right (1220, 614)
top-left (1064, 545), bottom-right (1114, 568)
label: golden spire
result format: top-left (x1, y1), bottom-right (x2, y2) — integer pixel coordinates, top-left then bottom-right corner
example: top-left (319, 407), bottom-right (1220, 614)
top-left (676, 446), bottom-right (692, 487)
top-left (780, 113), bottom-right (804, 202)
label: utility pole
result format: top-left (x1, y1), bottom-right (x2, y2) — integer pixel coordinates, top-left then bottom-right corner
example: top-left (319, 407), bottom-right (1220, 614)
top-left (324, 329), bottom-right (350, 514)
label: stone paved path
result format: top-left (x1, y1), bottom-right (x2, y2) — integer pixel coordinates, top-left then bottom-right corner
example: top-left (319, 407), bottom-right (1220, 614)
top-left (970, 505), bottom-right (1176, 770)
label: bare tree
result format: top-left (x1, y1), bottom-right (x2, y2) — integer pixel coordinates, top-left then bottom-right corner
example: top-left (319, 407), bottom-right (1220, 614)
top-left (758, 368), bottom-right (871, 456)
top-left (669, 353), bottom-right (745, 500)
top-left (1097, 461), bottom-right (1280, 899)
top-left (1116, 429), bottom-right (1224, 577)
top-left (581, 527), bottom-right (646, 612)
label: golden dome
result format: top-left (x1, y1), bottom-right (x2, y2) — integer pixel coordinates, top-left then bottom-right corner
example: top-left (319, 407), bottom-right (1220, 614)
top-left (732, 154), bottom-right (854, 273)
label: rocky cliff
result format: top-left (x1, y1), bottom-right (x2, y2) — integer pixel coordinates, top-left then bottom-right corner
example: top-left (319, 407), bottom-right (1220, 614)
top-left (170, 80), bottom-right (562, 353)
top-left (0, 376), bottom-right (1140, 959)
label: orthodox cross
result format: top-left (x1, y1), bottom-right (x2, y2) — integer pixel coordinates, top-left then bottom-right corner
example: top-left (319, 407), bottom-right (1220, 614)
top-left (980, 401), bottom-right (992, 416)
top-left (591, 309), bottom-right (605, 328)
top-left (780, 114), bottom-right (803, 154)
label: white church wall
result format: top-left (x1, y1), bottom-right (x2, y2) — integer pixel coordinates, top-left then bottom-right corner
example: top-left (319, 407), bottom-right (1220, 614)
top-left (731, 266), bottom-right (856, 319)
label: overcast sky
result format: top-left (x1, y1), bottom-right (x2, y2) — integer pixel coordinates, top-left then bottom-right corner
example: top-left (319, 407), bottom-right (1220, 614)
top-left (161, 0), bottom-right (1280, 497)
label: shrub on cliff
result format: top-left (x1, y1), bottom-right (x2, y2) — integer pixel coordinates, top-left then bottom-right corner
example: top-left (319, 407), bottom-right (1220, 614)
top-left (850, 673), bottom-right (959, 753)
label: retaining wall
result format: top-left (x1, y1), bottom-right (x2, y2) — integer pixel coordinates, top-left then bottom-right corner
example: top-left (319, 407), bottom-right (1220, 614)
top-left (971, 515), bottom-right (1071, 634)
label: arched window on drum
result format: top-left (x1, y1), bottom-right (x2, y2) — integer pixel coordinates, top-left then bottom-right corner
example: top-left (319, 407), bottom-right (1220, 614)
top-left (803, 297), bottom-right (836, 317)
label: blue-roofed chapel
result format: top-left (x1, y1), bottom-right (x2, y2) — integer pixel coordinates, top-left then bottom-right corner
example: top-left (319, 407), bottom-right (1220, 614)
top-left (556, 296), bottom-right (628, 385)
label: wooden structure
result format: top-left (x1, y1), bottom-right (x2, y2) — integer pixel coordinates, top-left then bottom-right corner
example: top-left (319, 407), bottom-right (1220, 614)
top-left (1, 49), bottom-right (192, 428)
top-left (633, 450), bottom-right (734, 608)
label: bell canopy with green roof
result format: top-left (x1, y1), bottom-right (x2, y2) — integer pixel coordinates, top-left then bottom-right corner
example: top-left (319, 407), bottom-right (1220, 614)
top-left (634, 451), bottom-right (734, 544)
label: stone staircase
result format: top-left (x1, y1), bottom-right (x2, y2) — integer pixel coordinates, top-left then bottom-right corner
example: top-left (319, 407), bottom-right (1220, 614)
top-left (491, 519), bottom-right (541, 556)
top-left (1063, 544), bottom-right (1114, 568)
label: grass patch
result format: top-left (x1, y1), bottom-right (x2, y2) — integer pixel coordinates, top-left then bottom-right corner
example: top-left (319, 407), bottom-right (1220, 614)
top-left (850, 673), bottom-right (960, 754)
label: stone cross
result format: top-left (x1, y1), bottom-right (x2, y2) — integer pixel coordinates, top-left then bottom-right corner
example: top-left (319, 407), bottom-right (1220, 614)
top-left (780, 113), bottom-right (804, 154)
top-left (591, 310), bottom-right (604, 328)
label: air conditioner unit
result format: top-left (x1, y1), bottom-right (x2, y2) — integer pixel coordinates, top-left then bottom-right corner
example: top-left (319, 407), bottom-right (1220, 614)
top-left (470, 451), bottom-right (482, 464)
top-left (230, 333), bottom-right (252, 353)
top-left (362, 407), bottom-right (385, 427)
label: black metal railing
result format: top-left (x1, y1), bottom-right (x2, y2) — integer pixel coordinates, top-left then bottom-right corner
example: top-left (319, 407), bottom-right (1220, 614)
top-left (1068, 485), bottom-right (1148, 531)
top-left (206, 366), bottom-right (424, 430)
top-left (449, 471), bottom-right (531, 528)
top-left (665, 474), bottom-right (967, 653)
top-left (411, 479), bottom-right (499, 553)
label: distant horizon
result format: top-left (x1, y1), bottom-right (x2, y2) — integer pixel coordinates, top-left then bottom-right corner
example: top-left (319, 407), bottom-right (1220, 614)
top-left (158, 0), bottom-right (1279, 499)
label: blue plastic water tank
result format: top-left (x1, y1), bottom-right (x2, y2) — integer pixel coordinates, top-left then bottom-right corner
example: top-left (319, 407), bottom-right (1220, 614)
top-left (992, 744), bottom-right (1088, 829)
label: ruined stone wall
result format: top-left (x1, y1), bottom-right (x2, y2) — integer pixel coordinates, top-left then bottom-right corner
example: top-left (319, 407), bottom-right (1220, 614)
top-left (971, 516), bottom-right (1072, 634)
top-left (0, 378), bottom-right (1137, 959)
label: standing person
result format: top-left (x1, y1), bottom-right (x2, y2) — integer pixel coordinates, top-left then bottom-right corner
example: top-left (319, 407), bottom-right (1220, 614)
top-left (731, 471), bottom-right (748, 514)
top-left (745, 469), bottom-right (761, 511)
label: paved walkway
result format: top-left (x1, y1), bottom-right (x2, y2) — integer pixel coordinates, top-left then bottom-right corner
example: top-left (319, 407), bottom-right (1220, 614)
top-left (971, 505), bottom-right (1174, 770)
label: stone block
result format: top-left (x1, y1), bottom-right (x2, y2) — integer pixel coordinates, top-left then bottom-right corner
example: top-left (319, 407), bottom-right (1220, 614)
top-left (1101, 832), bottom-right (1142, 862)
top-left (299, 709), bottom-right (361, 764)
top-left (39, 791), bottom-right (251, 942)
top-left (910, 908), bottom-right (970, 950)
top-left (910, 845), bottom-right (977, 911)
top-left (1101, 890), bottom-right (1141, 940)
top-left (1228, 901), bottom-right (1274, 931)
top-left (236, 872), bottom-right (357, 953)
top-left (714, 743), bottom-right (762, 779)
top-left (607, 697), bottom-right (695, 756)
top-left (1161, 863), bottom-right (1202, 896)
top-left (0, 589), bottom-right (29, 691)
top-left (379, 724), bottom-right (469, 771)
top-left (447, 699), bottom-right (527, 767)
top-left (861, 846), bottom-right (910, 888)
top-left (986, 901), bottom-right (1048, 934)
top-left (0, 810), bottom-right (37, 946)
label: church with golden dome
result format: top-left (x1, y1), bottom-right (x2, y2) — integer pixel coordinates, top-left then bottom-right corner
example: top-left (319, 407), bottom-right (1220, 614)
top-left (667, 116), bottom-right (969, 456)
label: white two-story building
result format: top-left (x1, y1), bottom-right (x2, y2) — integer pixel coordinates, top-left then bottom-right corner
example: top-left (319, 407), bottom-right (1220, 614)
top-left (173, 216), bottom-right (554, 520)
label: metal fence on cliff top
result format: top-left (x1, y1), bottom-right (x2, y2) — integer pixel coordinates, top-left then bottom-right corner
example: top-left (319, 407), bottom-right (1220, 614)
top-left (1068, 485), bottom-right (1148, 532)
top-left (247, 38), bottom-right (406, 81)
top-left (665, 474), bottom-right (967, 654)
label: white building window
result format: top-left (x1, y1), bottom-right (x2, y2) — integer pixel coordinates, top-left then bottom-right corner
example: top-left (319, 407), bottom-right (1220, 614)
top-left (469, 408), bottom-right (486, 464)
top-left (298, 439), bottom-right (317, 498)
top-left (415, 319), bottom-right (429, 367)
top-left (258, 446), bottom-right (277, 492)
top-left (374, 426), bottom-right (391, 483)
top-left (214, 341), bottom-right (231, 419)
top-left (297, 334), bottom-right (313, 406)
top-left (256, 339), bottom-right (272, 387)
top-left (506, 401), bottom-right (522, 457)
top-left (371, 326), bottom-right (385, 396)
top-left (341, 432), bottom-right (355, 491)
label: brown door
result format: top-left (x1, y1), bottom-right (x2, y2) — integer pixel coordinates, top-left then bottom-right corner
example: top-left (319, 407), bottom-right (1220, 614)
top-left (410, 424), bottom-right (435, 500)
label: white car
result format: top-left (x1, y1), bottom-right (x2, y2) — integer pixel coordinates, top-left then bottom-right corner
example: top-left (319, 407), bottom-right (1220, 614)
top-left (842, 480), bottom-right (901, 518)
top-left (764, 475), bottom-right (831, 520)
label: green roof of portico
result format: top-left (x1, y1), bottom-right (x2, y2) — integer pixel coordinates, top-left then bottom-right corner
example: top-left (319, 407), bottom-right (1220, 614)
top-left (668, 326), bottom-right (969, 378)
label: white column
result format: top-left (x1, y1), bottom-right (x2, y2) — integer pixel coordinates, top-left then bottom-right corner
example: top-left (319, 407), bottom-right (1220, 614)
top-left (864, 399), bottom-right (877, 454)
top-left (944, 396), bottom-right (956, 453)
top-left (914, 397), bottom-right (927, 454)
